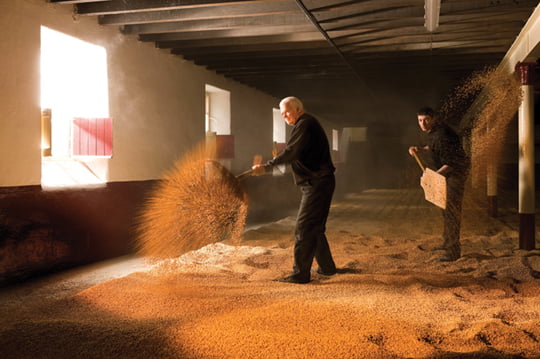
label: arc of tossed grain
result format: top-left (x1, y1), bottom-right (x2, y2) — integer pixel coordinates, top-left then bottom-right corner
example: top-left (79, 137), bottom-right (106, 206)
top-left (136, 145), bottom-right (248, 258)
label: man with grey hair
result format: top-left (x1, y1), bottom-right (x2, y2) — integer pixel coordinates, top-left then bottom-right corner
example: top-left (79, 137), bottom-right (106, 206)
top-left (252, 96), bottom-right (337, 283)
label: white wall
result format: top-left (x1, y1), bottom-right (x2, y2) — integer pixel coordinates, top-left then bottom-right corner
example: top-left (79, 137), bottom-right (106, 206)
top-left (0, 0), bottom-right (42, 186)
top-left (0, 0), bottom-right (278, 186)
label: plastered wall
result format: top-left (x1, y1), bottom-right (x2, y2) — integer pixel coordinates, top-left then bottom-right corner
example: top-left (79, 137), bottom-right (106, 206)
top-left (0, 0), bottom-right (42, 186)
top-left (0, 0), bottom-right (278, 187)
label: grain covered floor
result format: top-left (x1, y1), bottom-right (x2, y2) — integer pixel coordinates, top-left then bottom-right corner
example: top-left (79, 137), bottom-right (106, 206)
top-left (1, 188), bottom-right (539, 359)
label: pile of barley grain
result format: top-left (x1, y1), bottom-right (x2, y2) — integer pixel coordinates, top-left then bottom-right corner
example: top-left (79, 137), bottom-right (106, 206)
top-left (136, 145), bottom-right (248, 258)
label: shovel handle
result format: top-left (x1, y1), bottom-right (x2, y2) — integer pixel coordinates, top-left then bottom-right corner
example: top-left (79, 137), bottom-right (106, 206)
top-left (236, 169), bottom-right (254, 181)
top-left (411, 151), bottom-right (425, 172)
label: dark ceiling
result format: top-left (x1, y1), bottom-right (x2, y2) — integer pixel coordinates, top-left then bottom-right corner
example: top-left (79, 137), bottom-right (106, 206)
top-left (50, 0), bottom-right (539, 125)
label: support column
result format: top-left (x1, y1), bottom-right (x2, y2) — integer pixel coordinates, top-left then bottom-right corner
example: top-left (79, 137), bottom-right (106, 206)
top-left (515, 62), bottom-right (536, 250)
top-left (487, 161), bottom-right (498, 218)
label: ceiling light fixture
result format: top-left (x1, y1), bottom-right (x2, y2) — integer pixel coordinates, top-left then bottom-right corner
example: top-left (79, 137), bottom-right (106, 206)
top-left (424, 0), bottom-right (441, 32)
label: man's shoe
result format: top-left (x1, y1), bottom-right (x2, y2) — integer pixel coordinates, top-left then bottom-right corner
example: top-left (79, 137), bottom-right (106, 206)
top-left (435, 253), bottom-right (460, 262)
top-left (277, 275), bottom-right (310, 284)
top-left (313, 268), bottom-right (337, 276)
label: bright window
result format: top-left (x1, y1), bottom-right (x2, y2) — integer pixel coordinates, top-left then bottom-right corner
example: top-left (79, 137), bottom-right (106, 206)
top-left (272, 108), bottom-right (286, 175)
top-left (40, 26), bottom-right (110, 187)
top-left (332, 129), bottom-right (339, 151)
top-left (205, 84), bottom-right (232, 168)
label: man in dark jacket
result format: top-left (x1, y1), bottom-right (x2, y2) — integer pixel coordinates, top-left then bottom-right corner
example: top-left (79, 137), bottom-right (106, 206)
top-left (252, 96), bottom-right (337, 283)
top-left (408, 107), bottom-right (470, 261)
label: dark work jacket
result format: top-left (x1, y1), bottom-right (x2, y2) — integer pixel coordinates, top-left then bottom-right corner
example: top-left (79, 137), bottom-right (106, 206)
top-left (265, 113), bottom-right (335, 185)
top-left (428, 123), bottom-right (470, 178)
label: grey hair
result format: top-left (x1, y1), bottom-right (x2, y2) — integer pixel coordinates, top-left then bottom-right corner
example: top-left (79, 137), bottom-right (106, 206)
top-left (279, 96), bottom-right (304, 112)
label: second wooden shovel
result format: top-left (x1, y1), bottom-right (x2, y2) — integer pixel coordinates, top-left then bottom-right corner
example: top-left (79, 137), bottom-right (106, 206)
top-left (412, 152), bottom-right (447, 209)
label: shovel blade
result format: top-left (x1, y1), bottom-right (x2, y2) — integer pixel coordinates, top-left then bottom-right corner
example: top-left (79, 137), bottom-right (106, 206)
top-left (421, 168), bottom-right (447, 209)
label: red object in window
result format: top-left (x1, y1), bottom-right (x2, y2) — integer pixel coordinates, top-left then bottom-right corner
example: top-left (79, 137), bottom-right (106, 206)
top-left (72, 117), bottom-right (113, 156)
top-left (215, 134), bottom-right (234, 159)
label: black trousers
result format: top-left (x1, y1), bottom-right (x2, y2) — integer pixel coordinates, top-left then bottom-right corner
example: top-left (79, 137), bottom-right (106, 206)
top-left (442, 174), bottom-right (467, 257)
top-left (291, 175), bottom-right (336, 281)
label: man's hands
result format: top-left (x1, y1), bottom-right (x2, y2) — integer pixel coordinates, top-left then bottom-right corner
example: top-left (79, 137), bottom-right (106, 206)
top-left (408, 146), bottom-right (419, 156)
top-left (251, 164), bottom-right (266, 176)
top-left (409, 145), bottom-right (430, 156)
top-left (251, 154), bottom-right (265, 176)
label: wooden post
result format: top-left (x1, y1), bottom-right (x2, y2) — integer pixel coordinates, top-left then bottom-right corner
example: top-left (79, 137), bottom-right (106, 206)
top-left (41, 108), bottom-right (52, 157)
top-left (515, 62), bottom-right (536, 250)
top-left (487, 161), bottom-right (498, 218)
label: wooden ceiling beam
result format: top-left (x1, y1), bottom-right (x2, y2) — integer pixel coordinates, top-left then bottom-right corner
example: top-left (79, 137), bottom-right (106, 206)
top-left (146, 30), bottom-right (325, 44)
top-left (178, 48), bottom-right (334, 61)
top-left (308, 0), bottom-right (424, 13)
top-left (174, 45), bottom-right (331, 58)
top-left (442, 0), bottom-right (539, 15)
top-left (315, 4), bottom-right (423, 24)
top-left (158, 33), bottom-right (325, 49)
top-left (202, 57), bottom-right (345, 70)
top-left (75, 0), bottom-right (266, 16)
top-left (213, 65), bottom-right (349, 77)
top-left (121, 14), bottom-right (310, 35)
top-left (338, 29), bottom-right (521, 49)
top-left (349, 49), bottom-right (504, 62)
top-left (51, 0), bottom-right (108, 4)
top-left (221, 69), bottom-right (350, 79)
top-left (351, 54), bottom-right (503, 66)
top-left (98, 1), bottom-right (298, 25)
top-left (323, 17), bottom-right (422, 34)
top-left (138, 25), bottom-right (319, 42)
top-left (347, 39), bottom-right (512, 54)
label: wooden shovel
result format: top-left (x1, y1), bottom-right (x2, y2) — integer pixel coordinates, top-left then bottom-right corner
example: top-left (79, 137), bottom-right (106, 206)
top-left (412, 152), bottom-right (447, 209)
top-left (235, 154), bottom-right (262, 181)
top-left (235, 168), bottom-right (254, 181)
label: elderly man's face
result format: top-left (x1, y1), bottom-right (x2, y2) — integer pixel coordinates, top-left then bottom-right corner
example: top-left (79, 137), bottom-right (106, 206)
top-left (280, 102), bottom-right (301, 126)
top-left (417, 114), bottom-right (435, 132)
